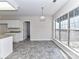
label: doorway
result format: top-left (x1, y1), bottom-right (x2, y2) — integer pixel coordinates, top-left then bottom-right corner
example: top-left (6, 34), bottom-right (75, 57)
top-left (23, 21), bottom-right (30, 41)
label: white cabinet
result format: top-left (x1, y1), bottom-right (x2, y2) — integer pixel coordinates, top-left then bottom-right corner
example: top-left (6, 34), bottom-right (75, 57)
top-left (6, 33), bottom-right (22, 42)
top-left (0, 36), bottom-right (13, 59)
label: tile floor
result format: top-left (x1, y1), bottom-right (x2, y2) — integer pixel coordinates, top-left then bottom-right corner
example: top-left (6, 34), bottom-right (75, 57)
top-left (6, 40), bottom-right (68, 59)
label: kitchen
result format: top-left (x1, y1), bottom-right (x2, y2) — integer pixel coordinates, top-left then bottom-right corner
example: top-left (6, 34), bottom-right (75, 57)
top-left (0, 20), bottom-right (21, 59)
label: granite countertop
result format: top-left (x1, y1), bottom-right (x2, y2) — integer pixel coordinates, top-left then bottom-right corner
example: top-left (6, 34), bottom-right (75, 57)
top-left (0, 34), bottom-right (13, 39)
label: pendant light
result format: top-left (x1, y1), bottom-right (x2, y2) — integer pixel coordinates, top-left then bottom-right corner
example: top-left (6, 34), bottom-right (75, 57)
top-left (40, 7), bottom-right (46, 20)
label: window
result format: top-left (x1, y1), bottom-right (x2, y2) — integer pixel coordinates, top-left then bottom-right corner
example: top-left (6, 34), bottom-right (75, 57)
top-left (70, 16), bottom-right (79, 53)
top-left (75, 7), bottom-right (79, 16)
top-left (55, 7), bottom-right (79, 54)
top-left (59, 14), bottom-right (68, 45)
top-left (55, 19), bottom-right (59, 40)
top-left (69, 10), bottom-right (74, 18)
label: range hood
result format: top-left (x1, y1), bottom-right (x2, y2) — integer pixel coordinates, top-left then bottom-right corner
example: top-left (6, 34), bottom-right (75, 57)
top-left (0, 0), bottom-right (18, 10)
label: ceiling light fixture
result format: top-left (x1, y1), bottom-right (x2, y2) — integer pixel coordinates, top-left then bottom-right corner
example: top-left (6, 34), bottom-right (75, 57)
top-left (40, 7), bottom-right (46, 20)
top-left (0, 0), bottom-right (18, 10)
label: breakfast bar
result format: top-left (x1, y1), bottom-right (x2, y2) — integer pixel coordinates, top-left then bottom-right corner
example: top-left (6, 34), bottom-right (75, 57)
top-left (0, 35), bottom-right (13, 59)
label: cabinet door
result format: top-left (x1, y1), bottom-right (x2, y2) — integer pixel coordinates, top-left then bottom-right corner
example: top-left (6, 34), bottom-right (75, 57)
top-left (0, 24), bottom-right (7, 35)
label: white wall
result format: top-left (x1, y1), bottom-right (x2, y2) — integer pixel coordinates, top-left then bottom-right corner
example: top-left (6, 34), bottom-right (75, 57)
top-left (20, 16), bottom-right (52, 41)
top-left (0, 16), bottom-right (52, 42)
top-left (31, 17), bottom-right (52, 41)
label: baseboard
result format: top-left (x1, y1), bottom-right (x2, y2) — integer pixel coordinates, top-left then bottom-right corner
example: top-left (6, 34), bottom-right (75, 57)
top-left (31, 39), bottom-right (52, 41)
top-left (52, 39), bottom-right (79, 59)
top-left (13, 39), bottom-right (24, 43)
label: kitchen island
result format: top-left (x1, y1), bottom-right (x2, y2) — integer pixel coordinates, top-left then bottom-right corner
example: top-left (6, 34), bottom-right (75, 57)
top-left (0, 34), bottom-right (13, 59)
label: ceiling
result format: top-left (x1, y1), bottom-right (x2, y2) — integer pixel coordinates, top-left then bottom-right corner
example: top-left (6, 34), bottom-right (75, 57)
top-left (0, 0), bottom-right (68, 16)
